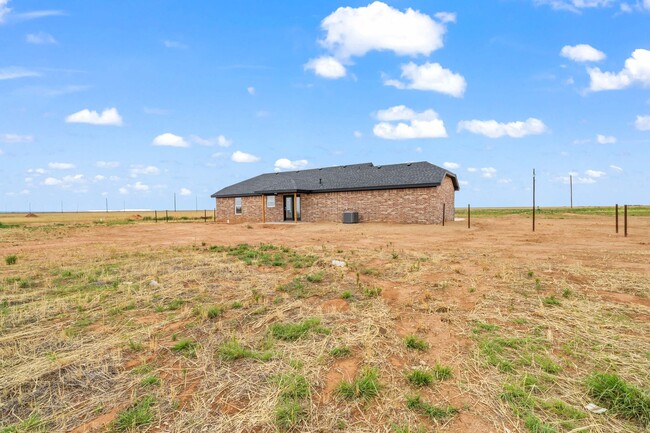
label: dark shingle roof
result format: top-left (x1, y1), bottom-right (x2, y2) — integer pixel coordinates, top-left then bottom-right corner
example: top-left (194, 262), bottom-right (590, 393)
top-left (211, 161), bottom-right (459, 198)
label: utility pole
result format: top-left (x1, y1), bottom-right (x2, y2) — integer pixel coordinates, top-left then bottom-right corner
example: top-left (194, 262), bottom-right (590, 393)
top-left (105, 197), bottom-right (108, 213)
top-left (174, 193), bottom-right (177, 212)
top-left (532, 169), bottom-right (536, 232)
top-left (570, 175), bottom-right (573, 209)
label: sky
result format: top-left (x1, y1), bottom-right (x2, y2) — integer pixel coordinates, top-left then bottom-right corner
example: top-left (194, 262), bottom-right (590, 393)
top-left (1, 0), bottom-right (649, 212)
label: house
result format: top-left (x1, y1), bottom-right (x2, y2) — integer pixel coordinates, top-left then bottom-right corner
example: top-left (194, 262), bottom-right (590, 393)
top-left (211, 161), bottom-right (459, 224)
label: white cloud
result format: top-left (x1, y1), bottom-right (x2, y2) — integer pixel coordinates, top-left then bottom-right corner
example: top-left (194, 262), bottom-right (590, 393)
top-left (13, 10), bottom-right (66, 21)
top-left (609, 165), bottom-right (623, 171)
top-left (535, 0), bottom-right (614, 13)
top-left (373, 105), bottom-right (447, 140)
top-left (498, 178), bottom-right (512, 184)
top-left (560, 44), bottom-right (605, 62)
top-left (0, 0), bottom-right (9, 24)
top-left (585, 169), bottom-right (606, 178)
top-left (0, 66), bottom-right (40, 80)
top-left (434, 12), bottom-right (457, 23)
top-left (43, 177), bottom-right (61, 186)
top-left (94, 175), bottom-right (106, 181)
top-left (1, 133), bottom-right (33, 143)
top-left (179, 187), bottom-right (192, 196)
top-left (414, 146), bottom-right (422, 153)
top-left (133, 181), bottom-right (149, 191)
top-left (65, 107), bottom-right (123, 126)
top-left (190, 134), bottom-right (232, 147)
top-left (130, 165), bottom-right (160, 177)
top-left (247, 86), bottom-right (255, 95)
top-left (353, 131), bottom-right (363, 138)
top-left (231, 151), bottom-right (260, 163)
top-left (0, 148), bottom-right (3, 156)
top-left (152, 133), bottom-right (189, 148)
top-left (467, 167), bottom-right (477, 173)
top-left (319, 2), bottom-right (446, 59)
top-left (561, 175), bottom-right (596, 184)
top-left (96, 161), bottom-right (119, 169)
top-left (635, 114), bottom-right (650, 130)
top-left (274, 158), bottom-right (309, 171)
top-left (588, 49), bottom-right (650, 92)
top-left (573, 138), bottom-right (591, 144)
top-left (26, 32), bottom-right (56, 44)
top-left (163, 40), bottom-right (187, 49)
top-left (119, 187), bottom-right (128, 195)
top-left (481, 167), bottom-right (497, 178)
top-left (459, 180), bottom-right (469, 186)
top-left (457, 118), bottom-right (548, 138)
top-left (61, 174), bottom-right (84, 184)
top-left (443, 162), bottom-right (460, 170)
top-left (596, 134), bottom-right (617, 144)
top-left (304, 56), bottom-right (346, 79)
top-left (48, 162), bottom-right (75, 170)
top-left (28, 168), bottom-right (46, 174)
top-left (384, 62), bottom-right (466, 97)
top-left (143, 107), bottom-right (171, 116)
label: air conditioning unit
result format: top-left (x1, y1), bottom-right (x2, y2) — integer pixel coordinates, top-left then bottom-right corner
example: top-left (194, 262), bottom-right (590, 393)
top-left (342, 211), bottom-right (359, 224)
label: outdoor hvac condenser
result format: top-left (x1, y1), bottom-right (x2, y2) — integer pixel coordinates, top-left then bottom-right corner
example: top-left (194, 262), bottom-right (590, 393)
top-left (342, 211), bottom-right (359, 224)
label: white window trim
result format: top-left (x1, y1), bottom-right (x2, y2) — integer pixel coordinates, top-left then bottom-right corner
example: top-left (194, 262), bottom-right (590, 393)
top-left (266, 195), bottom-right (275, 208)
top-left (234, 197), bottom-right (242, 215)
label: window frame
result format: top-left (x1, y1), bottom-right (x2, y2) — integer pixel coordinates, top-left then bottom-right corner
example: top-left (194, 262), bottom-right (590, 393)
top-left (234, 197), bottom-right (242, 215)
top-left (266, 195), bottom-right (275, 208)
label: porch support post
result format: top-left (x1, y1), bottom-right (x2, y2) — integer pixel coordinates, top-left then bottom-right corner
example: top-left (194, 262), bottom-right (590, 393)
top-left (293, 192), bottom-right (297, 223)
top-left (262, 195), bottom-right (266, 223)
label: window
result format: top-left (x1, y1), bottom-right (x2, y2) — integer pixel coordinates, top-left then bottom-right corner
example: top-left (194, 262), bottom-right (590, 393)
top-left (266, 195), bottom-right (275, 208)
top-left (234, 197), bottom-right (242, 214)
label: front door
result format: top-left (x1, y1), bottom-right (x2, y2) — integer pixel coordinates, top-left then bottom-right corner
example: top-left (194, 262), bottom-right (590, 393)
top-left (283, 195), bottom-right (301, 221)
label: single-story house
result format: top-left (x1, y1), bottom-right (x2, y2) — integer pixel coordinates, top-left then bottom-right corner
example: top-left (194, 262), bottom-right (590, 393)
top-left (211, 161), bottom-right (459, 224)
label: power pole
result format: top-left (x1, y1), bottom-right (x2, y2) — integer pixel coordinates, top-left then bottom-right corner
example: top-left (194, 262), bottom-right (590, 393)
top-left (570, 175), bottom-right (573, 209)
top-left (174, 193), bottom-right (177, 212)
top-left (532, 169), bottom-right (536, 232)
top-left (105, 197), bottom-right (108, 213)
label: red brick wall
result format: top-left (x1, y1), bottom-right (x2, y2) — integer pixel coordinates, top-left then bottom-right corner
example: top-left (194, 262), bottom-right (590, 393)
top-left (215, 176), bottom-right (456, 224)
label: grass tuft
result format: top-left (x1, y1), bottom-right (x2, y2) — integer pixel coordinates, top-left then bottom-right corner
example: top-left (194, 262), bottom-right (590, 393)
top-left (406, 395), bottom-right (457, 420)
top-left (111, 396), bottom-right (156, 432)
top-left (406, 369), bottom-right (434, 387)
top-left (270, 318), bottom-right (330, 341)
top-left (586, 372), bottom-right (650, 426)
top-left (218, 338), bottom-right (273, 361)
top-left (171, 339), bottom-right (197, 356)
top-left (404, 335), bottom-right (428, 351)
top-left (337, 367), bottom-right (380, 400)
top-left (330, 346), bottom-right (352, 358)
top-left (5, 254), bottom-right (17, 265)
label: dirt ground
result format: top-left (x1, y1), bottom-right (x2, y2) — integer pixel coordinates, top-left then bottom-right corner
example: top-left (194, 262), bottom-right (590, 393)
top-left (1, 215), bottom-right (649, 433)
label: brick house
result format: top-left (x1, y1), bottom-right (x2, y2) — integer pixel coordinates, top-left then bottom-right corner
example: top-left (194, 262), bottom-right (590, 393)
top-left (211, 162), bottom-right (459, 224)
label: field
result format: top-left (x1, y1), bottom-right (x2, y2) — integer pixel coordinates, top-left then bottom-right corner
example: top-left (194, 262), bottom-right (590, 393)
top-left (1, 211), bottom-right (649, 432)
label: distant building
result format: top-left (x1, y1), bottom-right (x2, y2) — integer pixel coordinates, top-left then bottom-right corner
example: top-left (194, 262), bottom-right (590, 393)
top-left (211, 161), bottom-right (459, 224)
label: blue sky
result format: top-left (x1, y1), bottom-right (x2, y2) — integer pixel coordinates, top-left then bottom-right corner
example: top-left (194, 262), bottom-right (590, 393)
top-left (1, 0), bottom-right (649, 212)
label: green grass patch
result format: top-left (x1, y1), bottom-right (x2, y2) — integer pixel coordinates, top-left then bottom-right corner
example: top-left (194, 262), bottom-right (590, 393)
top-left (140, 375), bottom-right (160, 386)
top-left (306, 271), bottom-right (324, 283)
top-left (5, 255), bottom-right (17, 265)
top-left (432, 363), bottom-right (453, 381)
top-left (330, 346), bottom-right (352, 358)
top-left (0, 413), bottom-right (46, 432)
top-left (586, 372), bottom-right (650, 426)
top-left (405, 395), bottom-right (457, 420)
top-left (218, 338), bottom-right (273, 361)
top-left (275, 400), bottom-right (305, 430)
top-left (270, 318), bottom-right (330, 341)
top-left (277, 277), bottom-right (307, 298)
top-left (406, 369), bottom-right (434, 387)
top-left (404, 335), bottom-right (428, 351)
top-left (336, 367), bottom-right (380, 400)
top-left (363, 286), bottom-right (382, 298)
top-left (111, 396), bottom-right (156, 432)
top-left (207, 305), bottom-right (226, 319)
top-left (171, 339), bottom-right (197, 357)
top-left (341, 291), bottom-right (352, 299)
top-left (542, 296), bottom-right (561, 306)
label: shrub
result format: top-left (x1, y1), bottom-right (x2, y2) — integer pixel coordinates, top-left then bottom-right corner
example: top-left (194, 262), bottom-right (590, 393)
top-left (5, 255), bottom-right (17, 265)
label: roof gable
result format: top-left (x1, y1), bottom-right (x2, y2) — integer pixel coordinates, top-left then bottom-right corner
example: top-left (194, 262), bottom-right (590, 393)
top-left (211, 161), bottom-right (459, 198)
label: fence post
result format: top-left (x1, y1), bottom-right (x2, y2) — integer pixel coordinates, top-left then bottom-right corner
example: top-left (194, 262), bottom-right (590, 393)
top-left (204, 209), bottom-right (207, 222)
top-left (165, 210), bottom-right (168, 222)
top-left (624, 205), bottom-right (628, 237)
top-left (213, 208), bottom-right (216, 222)
top-left (155, 210), bottom-right (158, 223)
top-left (468, 204), bottom-right (471, 229)
top-left (442, 203), bottom-right (445, 226)
top-left (615, 204), bottom-right (618, 234)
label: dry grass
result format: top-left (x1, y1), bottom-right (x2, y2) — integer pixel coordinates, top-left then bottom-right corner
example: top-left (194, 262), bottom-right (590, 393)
top-left (1, 217), bottom-right (649, 432)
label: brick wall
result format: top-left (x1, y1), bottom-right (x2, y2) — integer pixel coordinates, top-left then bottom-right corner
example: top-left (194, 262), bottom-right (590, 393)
top-left (215, 175), bottom-right (456, 224)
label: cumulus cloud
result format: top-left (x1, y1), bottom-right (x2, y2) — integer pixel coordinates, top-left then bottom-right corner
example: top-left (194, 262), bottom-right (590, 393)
top-left (384, 62), bottom-right (466, 97)
top-left (26, 32), bottom-right (56, 44)
top-left (635, 114), bottom-right (650, 130)
top-left (247, 86), bottom-right (255, 95)
top-left (94, 175), bottom-right (105, 181)
top-left (42, 174), bottom-right (85, 187)
top-left (65, 107), bottom-right (123, 126)
top-left (190, 134), bottom-right (232, 147)
top-left (96, 161), bottom-right (119, 169)
top-left (274, 158), bottom-right (309, 171)
top-left (43, 177), bottom-right (61, 186)
top-left (1, 133), bottom-right (33, 143)
top-left (560, 44), bottom-right (605, 62)
top-left (596, 134), bottom-right (617, 144)
top-left (588, 49), bottom-right (650, 91)
top-left (0, 66), bottom-right (40, 80)
top-left (231, 151), bottom-right (260, 163)
top-left (319, 2), bottom-right (446, 59)
top-left (373, 105), bottom-right (447, 140)
top-left (585, 169), bottom-right (606, 178)
top-left (304, 56), bottom-right (346, 79)
top-left (48, 162), bottom-right (74, 170)
top-left (179, 187), bottom-right (191, 196)
top-left (132, 181), bottom-right (149, 191)
top-left (443, 162), bottom-right (460, 170)
top-left (535, 0), bottom-right (614, 13)
top-left (481, 167), bottom-right (497, 178)
top-left (457, 118), bottom-right (548, 138)
top-left (0, 0), bottom-right (9, 23)
top-left (434, 12), bottom-right (457, 23)
top-left (129, 165), bottom-right (160, 177)
top-left (467, 167), bottom-right (477, 173)
top-left (152, 133), bottom-right (189, 148)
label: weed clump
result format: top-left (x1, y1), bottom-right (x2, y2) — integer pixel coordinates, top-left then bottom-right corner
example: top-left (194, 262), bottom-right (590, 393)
top-left (5, 255), bottom-right (17, 265)
top-left (586, 372), bottom-right (650, 426)
top-left (112, 396), bottom-right (156, 431)
top-left (406, 395), bottom-right (457, 420)
top-left (270, 318), bottom-right (330, 341)
top-left (218, 338), bottom-right (273, 361)
top-left (337, 367), bottom-right (380, 400)
top-left (330, 346), bottom-right (352, 358)
top-left (273, 373), bottom-right (310, 430)
top-left (171, 339), bottom-right (197, 357)
top-left (404, 335), bottom-right (428, 351)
